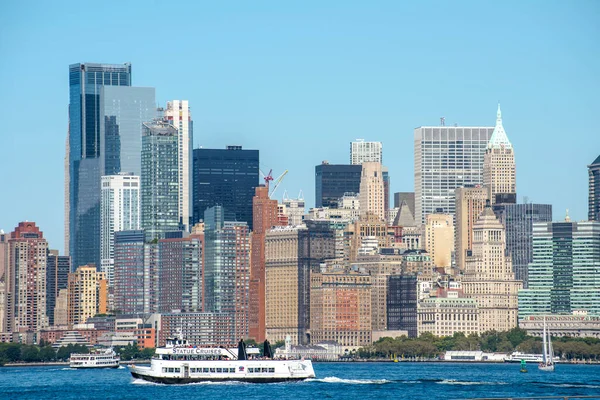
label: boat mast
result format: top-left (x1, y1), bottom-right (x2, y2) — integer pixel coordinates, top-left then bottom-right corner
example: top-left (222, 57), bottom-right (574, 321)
top-left (542, 316), bottom-right (547, 364)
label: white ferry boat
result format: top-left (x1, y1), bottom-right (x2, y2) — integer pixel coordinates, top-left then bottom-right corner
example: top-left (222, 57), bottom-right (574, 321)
top-left (70, 348), bottom-right (120, 368)
top-left (505, 351), bottom-right (560, 363)
top-left (129, 337), bottom-right (316, 384)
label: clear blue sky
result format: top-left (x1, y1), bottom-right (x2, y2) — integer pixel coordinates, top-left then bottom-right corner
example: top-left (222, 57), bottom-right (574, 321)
top-left (1, 0), bottom-right (599, 252)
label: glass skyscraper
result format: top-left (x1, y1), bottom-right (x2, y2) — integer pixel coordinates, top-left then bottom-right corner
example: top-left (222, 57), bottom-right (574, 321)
top-left (141, 121), bottom-right (179, 241)
top-left (314, 163), bottom-right (362, 208)
top-left (414, 126), bottom-right (493, 225)
top-left (68, 63), bottom-right (155, 271)
top-left (192, 146), bottom-right (259, 229)
top-left (493, 203), bottom-right (552, 287)
top-left (518, 220), bottom-right (600, 319)
top-left (589, 155), bottom-right (600, 221)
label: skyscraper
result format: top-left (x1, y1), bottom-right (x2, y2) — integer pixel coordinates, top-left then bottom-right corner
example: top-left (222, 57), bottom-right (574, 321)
top-left (141, 121), bottom-right (179, 241)
top-left (67, 63), bottom-right (132, 271)
top-left (462, 203), bottom-right (522, 332)
top-left (519, 220), bottom-right (600, 318)
top-left (483, 105), bottom-right (516, 204)
top-left (589, 155), bottom-right (600, 221)
top-left (158, 234), bottom-right (203, 313)
top-left (100, 173), bottom-right (140, 286)
top-left (0, 231), bottom-right (10, 333)
top-left (455, 186), bottom-right (490, 271)
top-left (350, 139), bottom-right (382, 165)
top-left (46, 250), bottom-right (70, 326)
top-left (192, 146), bottom-right (259, 229)
top-left (8, 222), bottom-right (49, 332)
top-left (315, 163), bottom-right (362, 208)
top-left (164, 100), bottom-right (193, 230)
top-left (249, 186), bottom-right (283, 341)
top-left (203, 206), bottom-right (251, 339)
top-left (67, 265), bottom-right (108, 325)
top-left (387, 275), bottom-right (418, 337)
top-left (414, 125), bottom-right (493, 225)
top-left (359, 162), bottom-right (385, 221)
top-left (493, 202), bottom-right (552, 287)
top-left (424, 213), bottom-right (454, 269)
top-left (113, 230), bottom-right (145, 314)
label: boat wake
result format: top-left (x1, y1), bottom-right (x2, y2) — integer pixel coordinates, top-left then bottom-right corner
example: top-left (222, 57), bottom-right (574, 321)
top-left (436, 379), bottom-right (508, 386)
top-left (61, 368), bottom-right (76, 371)
top-left (308, 376), bottom-right (391, 385)
top-left (534, 382), bottom-right (600, 389)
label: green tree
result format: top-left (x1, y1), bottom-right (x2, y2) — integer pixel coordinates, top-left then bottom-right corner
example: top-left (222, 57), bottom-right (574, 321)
top-left (39, 346), bottom-right (56, 362)
top-left (21, 345), bottom-right (40, 362)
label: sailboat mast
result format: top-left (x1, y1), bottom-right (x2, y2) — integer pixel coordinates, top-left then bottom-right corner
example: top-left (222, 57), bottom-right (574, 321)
top-left (542, 316), bottom-right (547, 363)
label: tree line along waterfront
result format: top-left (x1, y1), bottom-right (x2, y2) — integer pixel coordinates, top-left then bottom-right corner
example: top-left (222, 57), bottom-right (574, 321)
top-left (0, 342), bottom-right (155, 366)
top-left (358, 329), bottom-right (600, 361)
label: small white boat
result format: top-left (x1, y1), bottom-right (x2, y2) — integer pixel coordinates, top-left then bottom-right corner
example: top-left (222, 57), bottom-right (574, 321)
top-left (70, 348), bottom-right (120, 369)
top-left (129, 337), bottom-right (315, 384)
top-left (538, 316), bottom-right (555, 372)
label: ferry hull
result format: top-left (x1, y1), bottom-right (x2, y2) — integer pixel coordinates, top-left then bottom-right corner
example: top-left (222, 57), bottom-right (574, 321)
top-left (71, 364), bottom-right (120, 369)
top-left (130, 371), bottom-right (310, 384)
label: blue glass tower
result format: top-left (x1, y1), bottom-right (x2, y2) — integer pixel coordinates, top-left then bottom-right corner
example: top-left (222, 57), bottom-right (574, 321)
top-left (68, 63), bottom-right (132, 271)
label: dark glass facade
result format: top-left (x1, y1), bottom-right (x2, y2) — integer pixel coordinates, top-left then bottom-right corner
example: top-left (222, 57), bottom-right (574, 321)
top-left (68, 63), bottom-right (132, 271)
top-left (387, 275), bottom-right (418, 338)
top-left (314, 164), bottom-right (362, 208)
top-left (589, 155), bottom-right (600, 221)
top-left (493, 203), bottom-right (552, 287)
top-left (46, 251), bottom-right (70, 326)
top-left (192, 146), bottom-right (259, 229)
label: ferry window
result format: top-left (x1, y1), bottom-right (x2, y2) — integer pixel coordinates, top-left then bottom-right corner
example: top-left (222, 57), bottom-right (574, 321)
top-left (230, 368), bottom-right (235, 373)
top-left (202, 368), bottom-right (209, 373)
top-left (262, 368), bottom-right (268, 373)
top-left (175, 368), bottom-right (180, 373)
top-left (269, 368), bottom-right (275, 373)
top-left (210, 368), bottom-right (216, 373)
top-left (168, 368), bottom-right (174, 373)
top-left (248, 368), bottom-right (253, 373)
top-left (216, 368), bottom-right (222, 373)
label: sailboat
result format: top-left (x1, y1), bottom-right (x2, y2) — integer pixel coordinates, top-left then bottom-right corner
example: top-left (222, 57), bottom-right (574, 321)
top-left (538, 316), bottom-right (555, 372)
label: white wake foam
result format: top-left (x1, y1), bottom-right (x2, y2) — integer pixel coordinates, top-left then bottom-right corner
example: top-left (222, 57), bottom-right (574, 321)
top-left (436, 379), bottom-right (508, 386)
top-left (309, 376), bottom-right (390, 384)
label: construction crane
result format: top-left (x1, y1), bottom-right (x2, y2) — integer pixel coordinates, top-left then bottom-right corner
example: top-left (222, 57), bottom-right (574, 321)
top-left (259, 169), bottom-right (289, 199)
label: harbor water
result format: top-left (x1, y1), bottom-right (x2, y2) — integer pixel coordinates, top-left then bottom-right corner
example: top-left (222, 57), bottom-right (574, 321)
top-left (1, 362), bottom-right (599, 399)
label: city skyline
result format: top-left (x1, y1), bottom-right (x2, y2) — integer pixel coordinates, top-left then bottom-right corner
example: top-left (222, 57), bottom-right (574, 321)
top-left (1, 1), bottom-right (600, 250)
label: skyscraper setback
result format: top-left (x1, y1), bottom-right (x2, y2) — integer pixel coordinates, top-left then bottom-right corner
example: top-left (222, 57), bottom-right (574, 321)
top-left (414, 125), bottom-right (493, 225)
top-left (483, 105), bottom-right (516, 204)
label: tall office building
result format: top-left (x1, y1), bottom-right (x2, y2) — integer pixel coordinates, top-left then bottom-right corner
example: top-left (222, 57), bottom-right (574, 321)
top-left (164, 100), bottom-right (193, 230)
top-left (249, 186), bottom-right (283, 341)
top-left (414, 125), bottom-right (493, 225)
top-left (424, 214), bottom-right (454, 269)
top-left (204, 206), bottom-right (251, 339)
top-left (265, 226), bottom-right (306, 344)
top-left (519, 220), bottom-right (600, 318)
top-left (158, 234), bottom-right (203, 313)
top-left (67, 63), bottom-right (144, 271)
top-left (493, 203), bottom-right (552, 287)
top-left (46, 250), bottom-right (70, 326)
top-left (589, 155), bottom-right (600, 221)
top-left (462, 203), bottom-right (522, 332)
top-left (113, 230), bottom-right (145, 314)
top-left (8, 222), bottom-right (49, 332)
top-left (483, 105), bottom-right (516, 204)
top-left (0, 232), bottom-right (10, 333)
top-left (67, 265), bottom-right (108, 325)
top-left (359, 162), bottom-right (385, 221)
top-left (282, 192), bottom-right (305, 226)
top-left (100, 173), bottom-right (140, 286)
top-left (315, 163), bottom-right (362, 208)
top-left (387, 275), bottom-right (418, 337)
top-left (141, 121), bottom-right (179, 241)
top-left (455, 186), bottom-right (490, 271)
top-left (192, 146), bottom-right (259, 229)
top-left (350, 139), bottom-right (382, 165)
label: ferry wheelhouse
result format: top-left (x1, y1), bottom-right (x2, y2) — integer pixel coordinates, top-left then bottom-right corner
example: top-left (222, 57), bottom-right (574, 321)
top-left (70, 348), bottom-right (120, 368)
top-left (129, 337), bottom-right (315, 384)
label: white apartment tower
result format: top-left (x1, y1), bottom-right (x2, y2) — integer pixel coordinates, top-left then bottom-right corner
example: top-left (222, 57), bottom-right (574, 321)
top-left (359, 162), bottom-right (385, 221)
top-left (165, 100), bottom-right (193, 230)
top-left (100, 173), bottom-right (140, 286)
top-left (351, 139), bottom-right (382, 165)
top-left (414, 125), bottom-right (493, 225)
top-left (483, 105), bottom-right (516, 204)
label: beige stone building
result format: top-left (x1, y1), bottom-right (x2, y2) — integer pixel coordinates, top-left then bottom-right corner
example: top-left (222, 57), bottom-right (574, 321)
top-left (54, 289), bottom-right (69, 327)
top-left (455, 186), bottom-right (490, 271)
top-left (346, 214), bottom-right (390, 262)
top-left (310, 269), bottom-right (372, 347)
top-left (67, 265), bottom-right (108, 326)
top-left (424, 214), bottom-right (454, 270)
top-left (418, 289), bottom-right (480, 337)
top-left (265, 226), bottom-right (306, 344)
top-left (352, 254), bottom-right (403, 331)
top-left (462, 204), bottom-right (522, 333)
top-left (358, 162), bottom-right (385, 221)
top-left (483, 105), bottom-right (516, 204)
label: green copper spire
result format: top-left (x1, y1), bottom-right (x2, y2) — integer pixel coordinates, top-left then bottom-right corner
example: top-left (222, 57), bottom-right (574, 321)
top-left (487, 103), bottom-right (512, 149)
